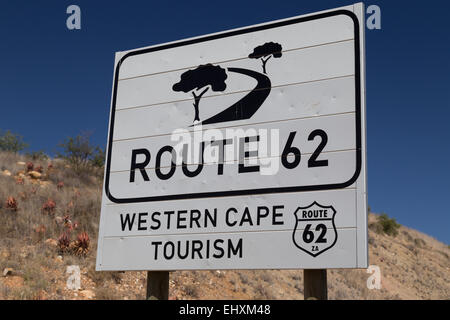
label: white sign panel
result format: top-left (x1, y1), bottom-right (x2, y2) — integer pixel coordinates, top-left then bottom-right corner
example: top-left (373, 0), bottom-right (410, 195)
top-left (96, 3), bottom-right (368, 271)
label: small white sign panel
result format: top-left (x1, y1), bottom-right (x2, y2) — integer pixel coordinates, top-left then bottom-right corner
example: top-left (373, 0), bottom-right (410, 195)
top-left (96, 3), bottom-right (368, 271)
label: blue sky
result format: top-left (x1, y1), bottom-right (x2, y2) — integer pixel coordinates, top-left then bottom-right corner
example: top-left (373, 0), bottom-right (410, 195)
top-left (0, 0), bottom-right (449, 244)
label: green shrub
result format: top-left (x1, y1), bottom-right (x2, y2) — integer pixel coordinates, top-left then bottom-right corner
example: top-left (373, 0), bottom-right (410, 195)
top-left (90, 146), bottom-right (105, 168)
top-left (0, 130), bottom-right (28, 153)
top-left (56, 133), bottom-right (105, 172)
top-left (375, 213), bottom-right (401, 237)
top-left (25, 150), bottom-right (48, 161)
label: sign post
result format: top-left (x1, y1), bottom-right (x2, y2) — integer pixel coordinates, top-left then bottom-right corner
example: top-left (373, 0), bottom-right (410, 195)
top-left (146, 271), bottom-right (169, 300)
top-left (304, 269), bottom-right (327, 300)
top-left (96, 3), bottom-right (367, 299)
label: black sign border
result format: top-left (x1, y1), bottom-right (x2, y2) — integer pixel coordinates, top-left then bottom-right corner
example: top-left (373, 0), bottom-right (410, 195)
top-left (105, 9), bottom-right (362, 204)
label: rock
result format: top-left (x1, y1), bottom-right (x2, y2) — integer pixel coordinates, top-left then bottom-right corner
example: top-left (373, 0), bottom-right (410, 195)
top-left (54, 216), bottom-right (64, 225)
top-left (28, 171), bottom-right (42, 179)
top-left (3, 268), bottom-right (14, 277)
top-left (45, 238), bottom-right (58, 247)
top-left (1, 250), bottom-right (10, 259)
top-left (17, 161), bottom-right (26, 166)
top-left (39, 180), bottom-right (51, 188)
top-left (79, 289), bottom-right (95, 299)
top-left (2, 170), bottom-right (11, 176)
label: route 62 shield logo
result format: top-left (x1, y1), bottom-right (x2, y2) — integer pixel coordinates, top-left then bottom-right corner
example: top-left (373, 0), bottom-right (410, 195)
top-left (292, 202), bottom-right (338, 257)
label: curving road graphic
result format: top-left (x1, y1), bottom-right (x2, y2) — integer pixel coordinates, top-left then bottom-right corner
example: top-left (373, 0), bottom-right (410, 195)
top-left (202, 67), bottom-right (271, 125)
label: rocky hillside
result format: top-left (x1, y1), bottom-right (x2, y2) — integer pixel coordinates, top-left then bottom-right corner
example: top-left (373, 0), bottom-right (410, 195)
top-left (0, 151), bottom-right (448, 300)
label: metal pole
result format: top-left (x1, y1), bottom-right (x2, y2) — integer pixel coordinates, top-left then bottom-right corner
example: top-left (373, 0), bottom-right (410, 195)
top-left (304, 269), bottom-right (327, 300)
top-left (146, 271), bottom-right (169, 300)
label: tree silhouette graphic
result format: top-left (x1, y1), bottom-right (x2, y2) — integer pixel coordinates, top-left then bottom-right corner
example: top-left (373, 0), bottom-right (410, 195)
top-left (248, 42), bottom-right (283, 74)
top-left (173, 64), bottom-right (227, 122)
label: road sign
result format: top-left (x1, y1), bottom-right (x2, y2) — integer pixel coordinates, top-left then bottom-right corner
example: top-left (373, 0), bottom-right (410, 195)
top-left (96, 3), bottom-right (368, 271)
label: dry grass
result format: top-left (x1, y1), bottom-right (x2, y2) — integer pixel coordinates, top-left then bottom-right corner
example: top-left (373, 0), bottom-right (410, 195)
top-left (94, 286), bottom-right (118, 300)
top-left (184, 283), bottom-right (200, 298)
top-left (0, 152), bottom-right (101, 244)
top-left (0, 151), bottom-right (102, 299)
top-left (0, 151), bottom-right (449, 300)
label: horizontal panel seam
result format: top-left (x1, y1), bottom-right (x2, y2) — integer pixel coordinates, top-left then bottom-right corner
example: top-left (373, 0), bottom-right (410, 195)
top-left (112, 111), bottom-right (356, 142)
top-left (102, 226), bottom-right (357, 239)
top-left (109, 148), bottom-right (357, 173)
top-left (118, 38), bottom-right (355, 81)
top-left (116, 74), bottom-right (355, 111)
top-left (104, 187), bottom-right (356, 206)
